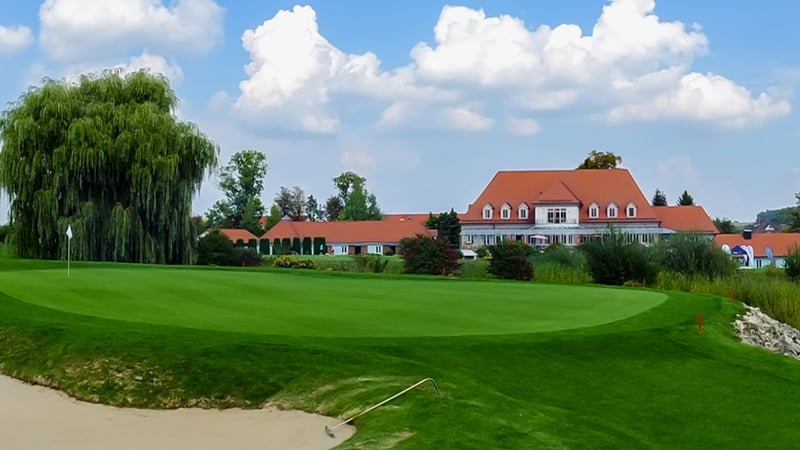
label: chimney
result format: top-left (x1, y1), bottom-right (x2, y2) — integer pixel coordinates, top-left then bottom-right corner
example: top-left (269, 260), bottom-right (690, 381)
top-left (743, 229), bottom-right (752, 240)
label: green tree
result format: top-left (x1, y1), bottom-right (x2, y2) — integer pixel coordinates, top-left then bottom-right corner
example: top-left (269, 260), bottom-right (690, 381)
top-left (713, 217), bottom-right (735, 234)
top-left (196, 231), bottom-right (237, 266)
top-left (324, 195), bottom-right (344, 221)
top-left (487, 240), bottom-right (534, 280)
top-left (789, 193), bottom-right (800, 232)
top-left (677, 190), bottom-right (695, 206)
top-left (652, 188), bottom-right (668, 206)
top-left (425, 209), bottom-right (462, 249)
top-left (399, 234), bottom-right (460, 275)
top-left (577, 150), bottom-right (622, 169)
top-left (274, 186), bottom-right (306, 221)
top-left (579, 228), bottom-right (655, 286)
top-left (0, 70), bottom-right (218, 263)
top-left (333, 171), bottom-right (382, 221)
top-left (206, 149), bottom-right (267, 229)
top-left (240, 197), bottom-right (265, 236)
top-left (262, 204), bottom-right (283, 231)
top-left (305, 195), bottom-right (323, 221)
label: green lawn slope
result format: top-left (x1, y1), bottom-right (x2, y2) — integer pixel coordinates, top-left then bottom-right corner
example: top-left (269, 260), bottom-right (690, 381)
top-left (0, 261), bottom-right (798, 449)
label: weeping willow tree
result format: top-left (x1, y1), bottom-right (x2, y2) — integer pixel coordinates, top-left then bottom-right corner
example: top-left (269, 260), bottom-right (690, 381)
top-left (0, 70), bottom-right (218, 264)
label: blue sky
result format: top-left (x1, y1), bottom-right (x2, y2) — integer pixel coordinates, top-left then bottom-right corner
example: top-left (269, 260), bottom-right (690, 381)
top-left (1, 0), bottom-right (799, 222)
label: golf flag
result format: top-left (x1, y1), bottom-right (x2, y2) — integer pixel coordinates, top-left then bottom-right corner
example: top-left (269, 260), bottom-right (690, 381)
top-left (66, 224), bottom-right (73, 240)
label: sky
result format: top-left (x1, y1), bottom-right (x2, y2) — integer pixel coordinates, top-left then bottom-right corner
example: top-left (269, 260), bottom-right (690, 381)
top-left (1, 0), bottom-right (799, 222)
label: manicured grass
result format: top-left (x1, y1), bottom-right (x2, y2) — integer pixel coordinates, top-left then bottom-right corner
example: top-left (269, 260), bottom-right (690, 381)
top-left (0, 261), bottom-right (799, 449)
top-left (0, 265), bottom-right (665, 337)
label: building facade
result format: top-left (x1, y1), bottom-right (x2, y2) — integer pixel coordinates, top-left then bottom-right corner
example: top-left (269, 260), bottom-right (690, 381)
top-left (460, 169), bottom-right (717, 249)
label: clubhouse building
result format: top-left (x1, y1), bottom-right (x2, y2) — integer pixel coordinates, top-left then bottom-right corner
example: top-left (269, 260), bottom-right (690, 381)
top-left (459, 169), bottom-right (717, 250)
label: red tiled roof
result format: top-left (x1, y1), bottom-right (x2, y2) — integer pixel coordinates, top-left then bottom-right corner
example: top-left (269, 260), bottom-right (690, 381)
top-left (535, 181), bottom-right (580, 204)
top-left (219, 228), bottom-right (259, 243)
top-left (653, 206), bottom-right (718, 234)
top-left (382, 213), bottom-right (434, 223)
top-left (714, 233), bottom-right (800, 258)
top-left (262, 220), bottom-right (435, 244)
top-left (462, 169), bottom-right (658, 223)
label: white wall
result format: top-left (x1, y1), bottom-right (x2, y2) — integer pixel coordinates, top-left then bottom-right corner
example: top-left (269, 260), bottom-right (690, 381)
top-left (533, 205), bottom-right (579, 225)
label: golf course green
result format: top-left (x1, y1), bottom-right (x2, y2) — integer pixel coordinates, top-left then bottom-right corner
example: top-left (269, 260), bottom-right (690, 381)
top-left (0, 265), bottom-right (666, 337)
top-left (1, 261), bottom-right (799, 449)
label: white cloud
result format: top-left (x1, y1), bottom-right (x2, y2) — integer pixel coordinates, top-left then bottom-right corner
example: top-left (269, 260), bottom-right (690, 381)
top-left (340, 151), bottom-right (376, 174)
top-left (232, 5), bottom-right (451, 133)
top-left (609, 72), bottom-right (791, 127)
top-left (226, 1), bottom-right (788, 134)
top-left (506, 117), bottom-right (542, 136)
top-left (0, 24), bottom-right (34, 54)
top-left (122, 52), bottom-right (183, 84)
top-left (59, 51), bottom-right (183, 85)
top-left (377, 101), bottom-right (492, 132)
top-left (39, 0), bottom-right (223, 62)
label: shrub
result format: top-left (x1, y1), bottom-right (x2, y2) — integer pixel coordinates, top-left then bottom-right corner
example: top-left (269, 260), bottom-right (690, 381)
top-left (235, 239), bottom-right (245, 248)
top-left (313, 237), bottom-right (327, 255)
top-left (247, 238), bottom-right (257, 250)
top-left (281, 238), bottom-right (292, 254)
top-left (654, 232), bottom-right (736, 280)
top-left (533, 263), bottom-right (592, 285)
top-left (579, 229), bottom-right (655, 286)
top-left (476, 247), bottom-right (490, 258)
top-left (487, 240), bottom-right (533, 281)
top-left (272, 238), bottom-right (282, 255)
top-left (460, 259), bottom-right (490, 279)
top-left (259, 238), bottom-right (270, 255)
top-left (235, 248), bottom-right (262, 267)
top-left (291, 237), bottom-right (301, 254)
top-left (196, 230), bottom-right (238, 266)
top-left (271, 255), bottom-right (316, 269)
top-left (302, 237), bottom-right (312, 255)
top-left (785, 244), bottom-right (800, 282)
top-left (384, 247), bottom-right (395, 256)
top-left (400, 234), bottom-right (460, 275)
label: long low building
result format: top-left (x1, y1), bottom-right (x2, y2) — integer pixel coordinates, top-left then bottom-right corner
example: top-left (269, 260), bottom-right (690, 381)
top-left (714, 232), bottom-right (800, 268)
top-left (263, 217), bottom-right (436, 256)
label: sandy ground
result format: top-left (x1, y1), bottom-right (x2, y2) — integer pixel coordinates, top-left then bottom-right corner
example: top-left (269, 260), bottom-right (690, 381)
top-left (0, 374), bottom-right (355, 450)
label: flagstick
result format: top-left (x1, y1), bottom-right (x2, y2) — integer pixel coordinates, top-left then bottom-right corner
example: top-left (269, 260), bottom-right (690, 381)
top-left (67, 236), bottom-right (70, 278)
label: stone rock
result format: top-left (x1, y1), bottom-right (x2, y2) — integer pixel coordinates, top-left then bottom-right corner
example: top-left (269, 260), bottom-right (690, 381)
top-left (733, 305), bottom-right (800, 360)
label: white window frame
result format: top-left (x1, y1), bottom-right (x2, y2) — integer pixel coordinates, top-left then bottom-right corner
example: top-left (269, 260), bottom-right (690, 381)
top-left (519, 204), bottom-right (528, 220)
top-left (483, 205), bottom-right (493, 220)
top-left (626, 202), bottom-right (637, 218)
top-left (501, 204), bottom-right (511, 220)
top-left (588, 202), bottom-right (599, 219)
top-left (607, 203), bottom-right (618, 219)
top-left (547, 207), bottom-right (568, 224)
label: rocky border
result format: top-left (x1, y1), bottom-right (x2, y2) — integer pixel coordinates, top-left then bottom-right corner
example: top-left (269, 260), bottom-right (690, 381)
top-left (734, 305), bottom-right (800, 360)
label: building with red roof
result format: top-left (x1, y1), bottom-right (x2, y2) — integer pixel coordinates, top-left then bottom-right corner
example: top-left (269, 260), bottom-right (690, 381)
top-left (461, 168), bottom-right (717, 249)
top-left (714, 232), bottom-right (800, 268)
top-left (218, 228), bottom-right (260, 245)
top-left (262, 218), bottom-right (435, 256)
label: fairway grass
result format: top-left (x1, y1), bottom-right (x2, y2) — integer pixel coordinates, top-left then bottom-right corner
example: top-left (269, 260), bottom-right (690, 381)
top-left (1, 262), bottom-right (799, 449)
top-left (0, 266), bottom-right (666, 337)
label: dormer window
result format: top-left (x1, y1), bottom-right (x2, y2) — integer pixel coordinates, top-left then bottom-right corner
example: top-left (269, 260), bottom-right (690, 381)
top-left (626, 202), bottom-right (637, 218)
top-left (588, 202), bottom-right (599, 219)
top-left (483, 204), bottom-right (493, 220)
top-left (607, 202), bottom-right (618, 219)
top-left (518, 203), bottom-right (529, 220)
top-left (500, 203), bottom-right (511, 220)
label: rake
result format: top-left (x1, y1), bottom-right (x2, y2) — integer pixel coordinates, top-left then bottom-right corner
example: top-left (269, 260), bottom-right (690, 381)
top-left (324, 377), bottom-right (440, 438)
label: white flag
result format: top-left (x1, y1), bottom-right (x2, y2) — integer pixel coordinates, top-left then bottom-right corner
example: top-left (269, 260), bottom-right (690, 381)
top-left (66, 224), bottom-right (73, 240)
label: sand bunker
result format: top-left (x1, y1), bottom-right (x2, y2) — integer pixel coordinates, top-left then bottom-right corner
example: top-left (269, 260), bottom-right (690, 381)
top-left (0, 374), bottom-right (354, 450)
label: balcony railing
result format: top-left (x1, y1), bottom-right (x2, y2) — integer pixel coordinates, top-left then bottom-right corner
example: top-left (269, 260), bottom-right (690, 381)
top-left (534, 218), bottom-right (578, 225)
